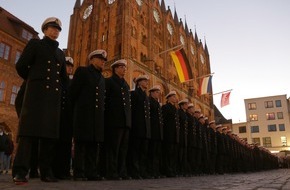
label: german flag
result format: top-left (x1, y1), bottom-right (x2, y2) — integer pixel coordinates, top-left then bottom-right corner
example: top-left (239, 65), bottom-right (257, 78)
top-left (170, 48), bottom-right (193, 83)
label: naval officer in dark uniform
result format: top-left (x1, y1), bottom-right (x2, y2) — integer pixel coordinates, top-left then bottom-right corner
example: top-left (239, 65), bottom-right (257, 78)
top-left (177, 99), bottom-right (189, 176)
top-left (198, 115), bottom-right (209, 174)
top-left (148, 85), bottom-right (163, 178)
top-left (12, 17), bottom-right (67, 184)
top-left (216, 124), bottom-right (225, 174)
top-left (52, 57), bottom-right (74, 179)
top-left (186, 103), bottom-right (197, 175)
top-left (161, 91), bottom-right (179, 177)
top-left (128, 75), bottom-right (151, 179)
top-left (208, 120), bottom-right (217, 174)
top-left (104, 59), bottom-right (131, 180)
top-left (69, 49), bottom-right (107, 181)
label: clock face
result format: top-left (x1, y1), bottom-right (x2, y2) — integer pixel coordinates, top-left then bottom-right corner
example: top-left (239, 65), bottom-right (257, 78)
top-left (108, 0), bottom-right (115, 4)
top-left (153, 9), bottom-right (160, 23)
top-left (200, 54), bottom-right (205, 64)
top-left (167, 23), bottom-right (174, 36)
top-left (83, 5), bottom-right (93, 20)
top-left (136, 0), bottom-right (143, 6)
top-left (190, 45), bottom-right (195, 55)
top-left (180, 35), bottom-right (185, 45)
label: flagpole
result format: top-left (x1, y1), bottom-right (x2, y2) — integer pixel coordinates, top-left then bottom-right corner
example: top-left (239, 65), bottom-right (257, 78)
top-left (182, 78), bottom-right (195, 83)
top-left (158, 44), bottom-right (184, 56)
top-left (196, 73), bottom-right (215, 79)
top-left (212, 89), bottom-right (233, 96)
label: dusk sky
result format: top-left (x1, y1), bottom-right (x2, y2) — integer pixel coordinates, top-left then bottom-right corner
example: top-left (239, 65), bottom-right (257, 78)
top-left (2, 0), bottom-right (290, 123)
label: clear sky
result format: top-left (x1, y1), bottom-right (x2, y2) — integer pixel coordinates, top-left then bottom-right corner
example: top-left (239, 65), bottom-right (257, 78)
top-left (1, 0), bottom-right (290, 123)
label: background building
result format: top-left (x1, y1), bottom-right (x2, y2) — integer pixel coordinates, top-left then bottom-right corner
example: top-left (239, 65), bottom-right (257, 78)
top-left (232, 94), bottom-right (290, 153)
top-left (0, 7), bottom-right (38, 141)
top-left (67, 0), bottom-right (214, 118)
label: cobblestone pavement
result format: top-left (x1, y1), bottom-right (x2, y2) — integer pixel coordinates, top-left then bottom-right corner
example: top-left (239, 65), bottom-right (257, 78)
top-left (1, 169), bottom-right (290, 190)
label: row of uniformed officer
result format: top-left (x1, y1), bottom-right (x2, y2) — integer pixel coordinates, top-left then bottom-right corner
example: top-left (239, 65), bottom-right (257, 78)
top-left (181, 105), bottom-right (279, 176)
top-left (72, 54), bottom-right (278, 178)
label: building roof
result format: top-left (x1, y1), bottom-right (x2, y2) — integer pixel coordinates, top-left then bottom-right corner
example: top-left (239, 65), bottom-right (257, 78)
top-left (0, 7), bottom-right (39, 42)
top-left (214, 104), bottom-right (232, 124)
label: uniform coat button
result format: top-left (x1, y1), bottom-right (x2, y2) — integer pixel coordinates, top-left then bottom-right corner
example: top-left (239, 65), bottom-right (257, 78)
top-left (47, 68), bottom-right (51, 71)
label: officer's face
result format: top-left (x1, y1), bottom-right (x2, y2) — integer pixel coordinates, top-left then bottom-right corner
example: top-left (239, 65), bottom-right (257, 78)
top-left (150, 90), bottom-right (161, 99)
top-left (187, 107), bottom-right (194, 114)
top-left (91, 57), bottom-right (105, 71)
top-left (194, 111), bottom-right (201, 117)
top-left (114, 65), bottom-right (126, 78)
top-left (44, 26), bottom-right (60, 40)
top-left (138, 79), bottom-right (149, 90)
top-left (168, 95), bottom-right (177, 104)
top-left (182, 103), bottom-right (188, 110)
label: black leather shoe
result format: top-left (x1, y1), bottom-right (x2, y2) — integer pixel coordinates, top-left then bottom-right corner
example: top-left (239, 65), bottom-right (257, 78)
top-left (41, 176), bottom-right (58, 182)
top-left (13, 175), bottom-right (28, 185)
